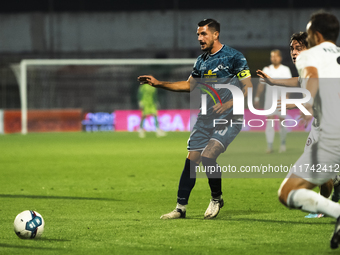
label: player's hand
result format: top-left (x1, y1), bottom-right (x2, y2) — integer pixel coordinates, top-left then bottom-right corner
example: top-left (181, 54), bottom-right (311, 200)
top-left (137, 75), bottom-right (160, 86)
top-left (256, 70), bottom-right (274, 85)
top-left (213, 101), bottom-right (233, 114)
top-left (298, 104), bottom-right (313, 128)
top-left (277, 99), bottom-right (282, 112)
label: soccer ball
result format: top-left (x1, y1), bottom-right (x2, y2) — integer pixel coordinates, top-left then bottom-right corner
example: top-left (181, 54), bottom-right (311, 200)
top-left (13, 210), bottom-right (45, 239)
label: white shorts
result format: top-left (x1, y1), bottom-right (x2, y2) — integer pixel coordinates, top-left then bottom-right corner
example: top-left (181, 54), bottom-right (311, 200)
top-left (304, 124), bottom-right (319, 152)
top-left (285, 136), bottom-right (340, 185)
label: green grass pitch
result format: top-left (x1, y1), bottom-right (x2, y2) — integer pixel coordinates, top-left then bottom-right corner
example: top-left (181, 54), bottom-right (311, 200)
top-left (0, 131), bottom-right (337, 254)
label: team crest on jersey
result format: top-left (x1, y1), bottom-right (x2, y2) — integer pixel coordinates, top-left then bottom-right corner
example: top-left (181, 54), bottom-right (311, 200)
top-left (212, 64), bottom-right (229, 73)
top-left (306, 137), bottom-right (312, 147)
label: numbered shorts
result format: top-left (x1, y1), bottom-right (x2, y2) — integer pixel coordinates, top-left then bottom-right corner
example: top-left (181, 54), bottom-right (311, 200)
top-left (285, 136), bottom-right (340, 185)
top-left (187, 121), bottom-right (242, 152)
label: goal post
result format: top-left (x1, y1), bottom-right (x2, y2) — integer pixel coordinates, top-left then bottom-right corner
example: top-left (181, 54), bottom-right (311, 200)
top-left (15, 58), bottom-right (196, 134)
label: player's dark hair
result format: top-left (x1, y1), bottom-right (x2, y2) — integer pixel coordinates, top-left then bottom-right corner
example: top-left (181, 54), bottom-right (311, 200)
top-left (309, 11), bottom-right (339, 42)
top-left (270, 49), bottom-right (282, 57)
top-left (290, 32), bottom-right (308, 48)
top-left (198, 19), bottom-right (220, 33)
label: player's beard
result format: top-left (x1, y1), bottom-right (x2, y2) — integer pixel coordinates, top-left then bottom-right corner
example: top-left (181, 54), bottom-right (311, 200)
top-left (201, 40), bottom-right (214, 52)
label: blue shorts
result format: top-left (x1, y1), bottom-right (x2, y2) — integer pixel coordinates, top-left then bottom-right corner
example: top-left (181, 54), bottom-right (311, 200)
top-left (187, 120), bottom-right (242, 152)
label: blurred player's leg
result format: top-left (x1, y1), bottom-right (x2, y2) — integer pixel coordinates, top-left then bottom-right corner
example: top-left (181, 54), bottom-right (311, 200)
top-left (138, 116), bottom-right (146, 138)
top-left (265, 116), bottom-right (275, 153)
top-left (279, 118), bottom-right (287, 153)
top-left (153, 115), bottom-right (166, 137)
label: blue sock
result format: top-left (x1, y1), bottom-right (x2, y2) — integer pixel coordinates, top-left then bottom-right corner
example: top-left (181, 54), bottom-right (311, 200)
top-left (177, 158), bottom-right (197, 205)
top-left (201, 156), bottom-right (222, 198)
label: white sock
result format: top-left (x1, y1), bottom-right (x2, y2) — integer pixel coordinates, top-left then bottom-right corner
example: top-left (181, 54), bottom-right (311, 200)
top-left (287, 188), bottom-right (340, 218)
top-left (176, 203), bottom-right (186, 212)
top-left (280, 125), bottom-right (287, 145)
top-left (265, 122), bottom-right (275, 147)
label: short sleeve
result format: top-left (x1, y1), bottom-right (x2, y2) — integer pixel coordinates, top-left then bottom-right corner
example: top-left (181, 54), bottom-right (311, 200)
top-left (296, 50), bottom-right (318, 78)
top-left (232, 52), bottom-right (251, 80)
top-left (286, 67), bottom-right (292, 78)
top-left (191, 58), bottom-right (201, 78)
top-left (262, 66), bottom-right (270, 73)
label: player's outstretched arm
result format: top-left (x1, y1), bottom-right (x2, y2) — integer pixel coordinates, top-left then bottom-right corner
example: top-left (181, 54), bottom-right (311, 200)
top-left (137, 75), bottom-right (192, 92)
top-left (254, 79), bottom-right (264, 108)
top-left (256, 70), bottom-right (299, 87)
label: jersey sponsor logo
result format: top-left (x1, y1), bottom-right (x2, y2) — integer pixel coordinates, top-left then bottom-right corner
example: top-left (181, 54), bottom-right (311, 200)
top-left (204, 70), bottom-right (217, 76)
top-left (236, 69), bottom-right (251, 80)
top-left (204, 70), bottom-right (218, 83)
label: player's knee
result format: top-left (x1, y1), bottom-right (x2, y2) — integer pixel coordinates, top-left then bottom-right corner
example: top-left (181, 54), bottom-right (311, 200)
top-left (187, 151), bottom-right (201, 165)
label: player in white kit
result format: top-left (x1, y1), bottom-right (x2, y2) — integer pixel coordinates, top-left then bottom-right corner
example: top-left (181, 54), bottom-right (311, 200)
top-left (277, 11), bottom-right (340, 249)
top-left (254, 50), bottom-right (292, 153)
top-left (257, 32), bottom-right (336, 218)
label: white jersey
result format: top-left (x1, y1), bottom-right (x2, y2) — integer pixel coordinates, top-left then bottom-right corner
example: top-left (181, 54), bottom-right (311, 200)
top-left (298, 75), bottom-right (320, 127)
top-left (263, 64), bottom-right (292, 112)
top-left (296, 41), bottom-right (340, 139)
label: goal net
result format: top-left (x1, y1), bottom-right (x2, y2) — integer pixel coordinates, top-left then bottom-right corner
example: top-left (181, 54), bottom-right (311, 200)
top-left (11, 59), bottom-right (196, 134)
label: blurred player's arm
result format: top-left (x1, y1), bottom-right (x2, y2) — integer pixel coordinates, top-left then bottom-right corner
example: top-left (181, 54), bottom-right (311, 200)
top-left (213, 70), bottom-right (252, 114)
top-left (302, 66), bottom-right (319, 99)
top-left (299, 66), bottom-right (318, 125)
top-left (256, 70), bottom-right (300, 87)
top-left (254, 81), bottom-right (264, 108)
top-left (137, 75), bottom-right (195, 92)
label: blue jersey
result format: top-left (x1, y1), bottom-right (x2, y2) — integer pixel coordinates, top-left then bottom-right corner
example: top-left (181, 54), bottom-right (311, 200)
top-left (191, 45), bottom-right (250, 127)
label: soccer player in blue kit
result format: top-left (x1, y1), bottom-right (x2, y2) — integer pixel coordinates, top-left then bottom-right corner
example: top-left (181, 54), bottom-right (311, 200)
top-left (138, 19), bottom-right (252, 219)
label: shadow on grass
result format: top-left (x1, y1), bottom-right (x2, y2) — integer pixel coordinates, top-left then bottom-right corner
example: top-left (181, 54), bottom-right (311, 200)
top-left (0, 242), bottom-right (63, 250)
top-left (186, 210), bottom-right (334, 225)
top-left (41, 238), bottom-right (72, 242)
top-left (183, 210), bottom-right (265, 220)
top-left (223, 217), bottom-right (334, 225)
top-left (216, 210), bottom-right (334, 225)
top-left (0, 194), bottom-right (120, 201)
